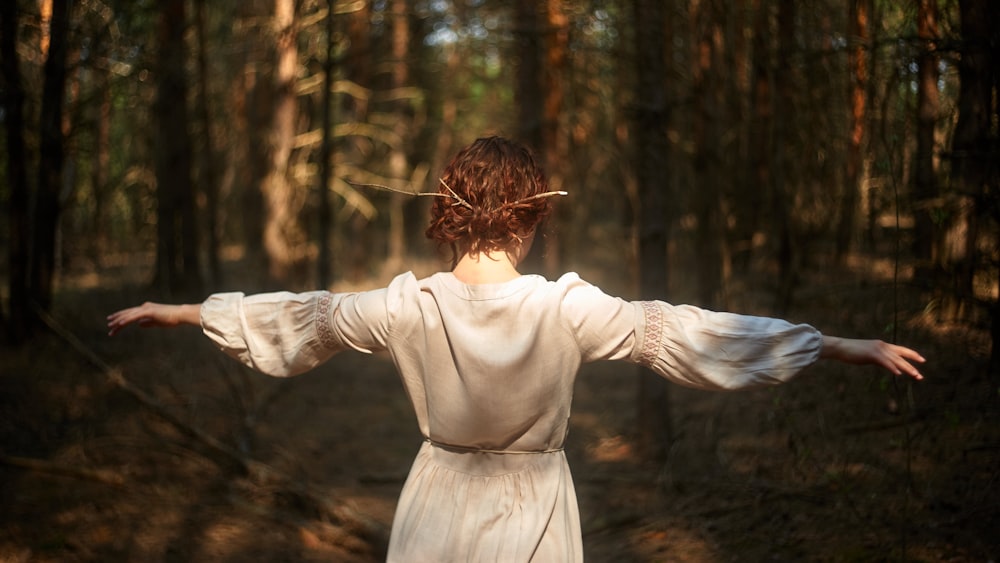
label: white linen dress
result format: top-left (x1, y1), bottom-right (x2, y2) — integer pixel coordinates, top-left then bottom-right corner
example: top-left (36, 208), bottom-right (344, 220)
top-left (200, 271), bottom-right (822, 562)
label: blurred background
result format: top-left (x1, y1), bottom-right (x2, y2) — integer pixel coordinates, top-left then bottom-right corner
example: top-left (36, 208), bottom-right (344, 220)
top-left (1, 0), bottom-right (998, 561)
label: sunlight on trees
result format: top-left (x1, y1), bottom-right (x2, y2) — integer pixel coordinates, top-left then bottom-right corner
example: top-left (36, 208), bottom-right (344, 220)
top-left (1, 1), bottom-right (998, 560)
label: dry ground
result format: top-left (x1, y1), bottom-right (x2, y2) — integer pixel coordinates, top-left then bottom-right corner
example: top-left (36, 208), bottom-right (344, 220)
top-left (1, 251), bottom-right (998, 562)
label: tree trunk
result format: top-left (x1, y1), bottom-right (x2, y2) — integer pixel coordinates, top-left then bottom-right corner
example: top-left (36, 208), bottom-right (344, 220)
top-left (772, 0), bottom-right (796, 314)
top-left (692, 0), bottom-right (729, 310)
top-left (946, 0), bottom-right (991, 322)
top-left (539, 0), bottom-right (568, 277)
top-left (90, 37), bottom-right (112, 269)
top-left (241, 2), bottom-right (269, 287)
top-left (317, 0), bottom-right (336, 289)
top-left (261, 0), bottom-right (305, 286)
top-left (912, 0), bottom-right (939, 264)
top-left (195, 1), bottom-right (222, 285)
top-left (838, 0), bottom-right (870, 263)
top-left (632, 0), bottom-right (673, 459)
top-left (513, 0), bottom-right (548, 276)
top-left (747, 0), bottom-right (773, 274)
top-left (154, 0), bottom-right (201, 296)
top-left (385, 0), bottom-right (411, 272)
top-left (344, 2), bottom-right (373, 282)
top-left (30, 0), bottom-right (71, 315)
top-left (515, 0), bottom-right (543, 151)
top-left (951, 0), bottom-right (998, 367)
top-left (1, 0), bottom-right (30, 341)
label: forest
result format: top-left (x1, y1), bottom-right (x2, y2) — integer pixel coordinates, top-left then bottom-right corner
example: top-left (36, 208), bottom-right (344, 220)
top-left (1, 0), bottom-right (998, 561)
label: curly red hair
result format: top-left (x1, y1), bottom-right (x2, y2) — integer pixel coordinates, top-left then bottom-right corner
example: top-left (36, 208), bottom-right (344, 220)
top-left (426, 136), bottom-right (552, 264)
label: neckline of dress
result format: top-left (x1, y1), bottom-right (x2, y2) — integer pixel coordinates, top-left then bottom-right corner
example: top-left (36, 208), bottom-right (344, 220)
top-left (437, 271), bottom-right (541, 301)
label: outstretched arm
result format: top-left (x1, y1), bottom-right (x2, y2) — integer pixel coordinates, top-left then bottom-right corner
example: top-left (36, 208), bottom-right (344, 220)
top-left (820, 336), bottom-right (925, 380)
top-left (107, 302), bottom-right (201, 336)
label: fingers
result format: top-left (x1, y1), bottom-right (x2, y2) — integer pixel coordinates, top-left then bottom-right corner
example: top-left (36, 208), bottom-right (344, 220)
top-left (106, 308), bottom-right (136, 336)
top-left (880, 342), bottom-right (925, 381)
top-left (106, 303), bottom-right (158, 336)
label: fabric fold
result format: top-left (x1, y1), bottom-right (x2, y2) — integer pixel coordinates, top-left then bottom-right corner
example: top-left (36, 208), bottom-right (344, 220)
top-left (631, 300), bottom-right (822, 390)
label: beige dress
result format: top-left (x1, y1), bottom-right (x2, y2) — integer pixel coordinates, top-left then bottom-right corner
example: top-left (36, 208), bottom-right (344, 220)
top-left (200, 272), bottom-right (822, 562)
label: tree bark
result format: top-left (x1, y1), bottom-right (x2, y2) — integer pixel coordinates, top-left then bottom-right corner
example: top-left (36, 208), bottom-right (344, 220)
top-left (240, 2), bottom-right (269, 287)
top-left (31, 0), bottom-right (71, 315)
top-left (771, 0), bottom-right (796, 314)
top-left (317, 0), bottom-right (336, 289)
top-left (912, 0), bottom-right (939, 265)
top-left (195, 0), bottom-right (222, 285)
top-left (344, 2), bottom-right (373, 282)
top-left (747, 0), bottom-right (773, 274)
top-left (692, 0), bottom-right (729, 310)
top-left (154, 0), bottom-right (201, 295)
top-left (838, 0), bottom-right (870, 263)
top-left (539, 0), bottom-right (568, 277)
top-left (513, 0), bottom-right (548, 276)
top-left (261, 0), bottom-right (306, 286)
top-left (90, 35), bottom-right (112, 270)
top-left (945, 0), bottom-right (991, 322)
top-left (385, 0), bottom-right (411, 272)
top-left (1, 0), bottom-right (30, 341)
top-left (951, 0), bottom-right (998, 367)
top-left (632, 0), bottom-right (673, 459)
top-left (515, 0), bottom-right (543, 151)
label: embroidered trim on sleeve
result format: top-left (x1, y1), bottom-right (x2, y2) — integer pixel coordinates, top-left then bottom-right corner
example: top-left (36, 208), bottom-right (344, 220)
top-left (637, 301), bottom-right (663, 367)
top-left (315, 293), bottom-right (336, 349)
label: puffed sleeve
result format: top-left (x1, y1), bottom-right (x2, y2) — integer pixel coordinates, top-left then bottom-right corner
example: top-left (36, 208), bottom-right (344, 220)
top-left (630, 300), bottom-right (822, 390)
top-left (199, 275), bottom-right (410, 377)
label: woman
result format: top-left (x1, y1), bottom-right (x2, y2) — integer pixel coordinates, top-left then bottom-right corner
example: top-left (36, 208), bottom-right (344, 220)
top-left (108, 136), bottom-right (924, 562)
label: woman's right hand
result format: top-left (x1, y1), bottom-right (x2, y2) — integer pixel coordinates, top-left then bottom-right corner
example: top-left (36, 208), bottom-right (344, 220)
top-left (820, 336), bottom-right (925, 380)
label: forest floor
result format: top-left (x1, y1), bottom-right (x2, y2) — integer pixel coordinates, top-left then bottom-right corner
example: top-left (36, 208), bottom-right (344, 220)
top-left (1, 247), bottom-right (998, 562)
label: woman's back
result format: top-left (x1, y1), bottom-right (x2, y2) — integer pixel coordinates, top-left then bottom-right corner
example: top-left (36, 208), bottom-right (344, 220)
top-left (386, 271), bottom-right (634, 454)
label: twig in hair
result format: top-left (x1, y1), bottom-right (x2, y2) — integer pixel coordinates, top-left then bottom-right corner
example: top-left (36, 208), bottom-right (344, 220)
top-left (347, 180), bottom-right (567, 211)
top-left (345, 179), bottom-right (475, 210)
top-left (437, 178), bottom-right (474, 210)
top-left (510, 191), bottom-right (569, 205)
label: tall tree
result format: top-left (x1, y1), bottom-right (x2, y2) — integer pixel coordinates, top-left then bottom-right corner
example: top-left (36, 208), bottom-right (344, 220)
top-left (512, 0), bottom-right (569, 277)
top-left (951, 0), bottom-right (998, 364)
top-left (515, 0), bottom-right (543, 151)
top-left (30, 0), bottom-right (71, 314)
top-left (1, 0), bottom-right (29, 341)
top-left (747, 0), bottom-right (773, 273)
top-left (771, 0), bottom-right (796, 313)
top-left (343, 1), bottom-right (374, 282)
top-left (195, 0), bottom-right (222, 285)
top-left (240, 0), bottom-right (270, 286)
top-left (514, 0), bottom-right (548, 276)
top-left (838, 0), bottom-right (870, 263)
top-left (385, 0), bottom-right (412, 271)
top-left (913, 0), bottom-right (939, 264)
top-left (89, 30), bottom-right (112, 270)
top-left (153, 0), bottom-right (201, 295)
top-left (632, 0), bottom-right (673, 457)
top-left (317, 0), bottom-right (336, 288)
top-left (691, 0), bottom-right (729, 309)
top-left (539, 0), bottom-right (569, 277)
top-left (261, 0), bottom-right (306, 285)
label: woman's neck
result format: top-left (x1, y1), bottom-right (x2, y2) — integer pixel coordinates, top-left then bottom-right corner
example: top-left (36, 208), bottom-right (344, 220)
top-left (452, 249), bottom-right (521, 284)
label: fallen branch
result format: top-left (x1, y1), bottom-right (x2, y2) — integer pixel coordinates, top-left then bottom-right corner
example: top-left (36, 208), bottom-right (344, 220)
top-left (0, 454), bottom-right (126, 486)
top-left (31, 304), bottom-right (390, 549)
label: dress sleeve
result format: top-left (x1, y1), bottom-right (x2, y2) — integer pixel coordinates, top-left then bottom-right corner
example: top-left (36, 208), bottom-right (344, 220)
top-left (629, 300), bottom-right (823, 391)
top-left (199, 277), bottom-right (404, 377)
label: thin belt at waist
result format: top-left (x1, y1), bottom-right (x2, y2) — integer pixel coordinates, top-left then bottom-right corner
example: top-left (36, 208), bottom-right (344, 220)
top-left (425, 438), bottom-right (563, 455)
